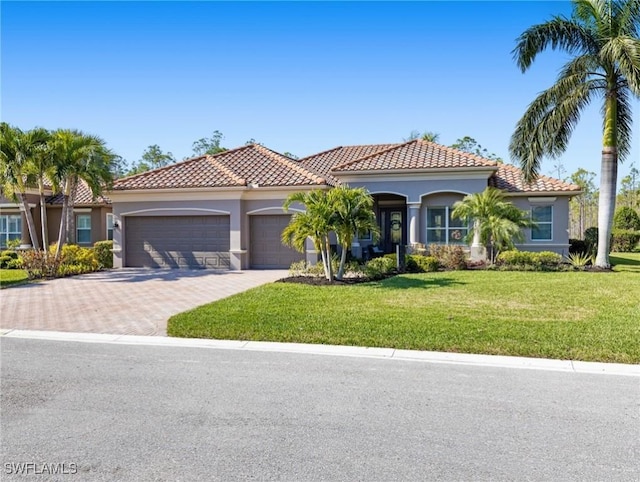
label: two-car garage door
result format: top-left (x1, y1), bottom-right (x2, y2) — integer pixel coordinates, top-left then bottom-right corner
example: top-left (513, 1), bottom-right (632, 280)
top-left (124, 214), bottom-right (304, 269)
top-left (125, 216), bottom-right (230, 269)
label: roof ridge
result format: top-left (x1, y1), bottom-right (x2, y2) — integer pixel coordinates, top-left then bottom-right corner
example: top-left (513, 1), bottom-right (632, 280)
top-left (331, 139), bottom-right (418, 171)
top-left (205, 155), bottom-right (246, 186)
top-left (113, 154), bottom-right (208, 184)
top-left (419, 139), bottom-right (498, 167)
top-left (253, 144), bottom-right (326, 185)
top-left (298, 145), bottom-right (345, 162)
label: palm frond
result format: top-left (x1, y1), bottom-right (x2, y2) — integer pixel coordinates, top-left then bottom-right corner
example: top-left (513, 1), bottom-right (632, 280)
top-left (512, 16), bottom-right (597, 72)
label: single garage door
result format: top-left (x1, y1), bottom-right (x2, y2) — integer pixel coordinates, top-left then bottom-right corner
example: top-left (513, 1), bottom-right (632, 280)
top-left (125, 215), bottom-right (230, 269)
top-left (250, 215), bottom-right (305, 269)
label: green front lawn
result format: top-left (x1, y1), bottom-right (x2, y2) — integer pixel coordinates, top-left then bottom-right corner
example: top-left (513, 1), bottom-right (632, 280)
top-left (611, 252), bottom-right (640, 272)
top-left (169, 265), bottom-right (640, 363)
top-left (0, 269), bottom-right (28, 288)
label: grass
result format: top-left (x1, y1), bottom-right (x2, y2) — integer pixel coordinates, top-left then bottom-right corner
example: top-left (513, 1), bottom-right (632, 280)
top-left (0, 269), bottom-right (28, 288)
top-left (610, 252), bottom-right (640, 272)
top-left (169, 258), bottom-right (640, 364)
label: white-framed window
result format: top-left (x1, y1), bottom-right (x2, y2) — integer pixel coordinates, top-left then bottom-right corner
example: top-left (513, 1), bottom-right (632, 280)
top-left (0, 215), bottom-right (22, 248)
top-left (531, 205), bottom-right (553, 241)
top-left (76, 214), bottom-right (92, 244)
top-left (106, 213), bottom-right (114, 241)
top-left (426, 206), bottom-right (468, 244)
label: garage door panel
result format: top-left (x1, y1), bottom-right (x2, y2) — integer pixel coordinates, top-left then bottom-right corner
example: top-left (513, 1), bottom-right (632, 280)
top-left (250, 215), bottom-right (304, 269)
top-left (126, 216), bottom-right (230, 269)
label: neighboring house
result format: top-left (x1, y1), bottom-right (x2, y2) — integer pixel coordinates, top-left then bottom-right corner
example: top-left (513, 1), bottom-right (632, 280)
top-left (0, 181), bottom-right (112, 249)
top-left (108, 140), bottom-right (580, 270)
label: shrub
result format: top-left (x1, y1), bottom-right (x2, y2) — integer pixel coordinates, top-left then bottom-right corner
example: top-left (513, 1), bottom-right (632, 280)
top-left (58, 244), bottom-right (99, 270)
top-left (428, 244), bottom-right (467, 270)
top-left (584, 227), bottom-right (598, 254)
top-left (566, 252), bottom-right (594, 269)
top-left (364, 256), bottom-right (396, 280)
top-left (569, 239), bottom-right (588, 255)
top-left (20, 250), bottom-right (64, 279)
top-left (6, 258), bottom-right (23, 269)
top-left (613, 207), bottom-right (640, 230)
top-left (412, 255), bottom-right (439, 272)
top-left (1, 250), bottom-right (19, 260)
top-left (0, 255), bottom-right (12, 269)
top-left (497, 250), bottom-right (564, 271)
top-left (6, 239), bottom-right (21, 249)
top-left (94, 240), bottom-right (113, 269)
top-left (610, 229), bottom-right (640, 252)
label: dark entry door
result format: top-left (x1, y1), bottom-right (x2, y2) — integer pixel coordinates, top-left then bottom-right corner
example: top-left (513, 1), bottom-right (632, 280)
top-left (379, 208), bottom-right (406, 253)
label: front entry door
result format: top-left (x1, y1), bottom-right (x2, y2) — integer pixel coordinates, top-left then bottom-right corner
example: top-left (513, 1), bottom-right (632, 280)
top-left (379, 208), bottom-right (406, 253)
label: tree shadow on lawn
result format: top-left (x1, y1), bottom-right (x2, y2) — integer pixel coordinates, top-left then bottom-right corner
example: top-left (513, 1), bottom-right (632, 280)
top-left (373, 275), bottom-right (466, 290)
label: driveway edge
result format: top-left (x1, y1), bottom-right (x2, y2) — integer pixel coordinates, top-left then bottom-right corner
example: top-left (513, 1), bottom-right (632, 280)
top-left (1, 329), bottom-right (638, 377)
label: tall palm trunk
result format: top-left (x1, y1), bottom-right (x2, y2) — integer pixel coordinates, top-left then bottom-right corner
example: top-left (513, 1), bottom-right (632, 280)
top-left (38, 178), bottom-right (49, 250)
top-left (595, 93), bottom-right (618, 268)
top-left (18, 193), bottom-right (40, 250)
top-left (595, 147), bottom-right (617, 267)
top-left (323, 235), bottom-right (333, 281)
top-left (337, 242), bottom-right (348, 280)
top-left (55, 192), bottom-right (69, 260)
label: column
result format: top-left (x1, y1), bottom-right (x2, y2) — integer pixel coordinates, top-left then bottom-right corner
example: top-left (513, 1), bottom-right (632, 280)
top-left (407, 203), bottom-right (421, 245)
top-left (470, 219), bottom-right (486, 261)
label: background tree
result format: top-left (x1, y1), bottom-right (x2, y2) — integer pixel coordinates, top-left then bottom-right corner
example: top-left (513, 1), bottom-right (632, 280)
top-left (0, 123), bottom-right (44, 249)
top-left (510, 0), bottom-right (640, 268)
top-left (613, 206), bottom-right (640, 230)
top-left (450, 136), bottom-right (504, 162)
top-left (191, 130), bottom-right (226, 157)
top-left (283, 152), bottom-right (299, 160)
top-left (569, 168), bottom-right (598, 238)
top-left (403, 130), bottom-right (440, 142)
top-left (282, 190), bottom-right (335, 280)
top-left (617, 165), bottom-right (639, 210)
top-left (328, 186), bottom-right (379, 280)
top-left (128, 145), bottom-right (175, 175)
top-left (451, 187), bottom-right (535, 263)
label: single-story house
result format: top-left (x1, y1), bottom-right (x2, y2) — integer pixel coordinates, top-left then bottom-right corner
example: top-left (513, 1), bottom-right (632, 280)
top-left (108, 140), bottom-right (581, 270)
top-left (0, 182), bottom-right (113, 249)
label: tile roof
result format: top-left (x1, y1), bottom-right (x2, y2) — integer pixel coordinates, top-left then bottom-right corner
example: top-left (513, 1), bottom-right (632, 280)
top-left (111, 144), bottom-right (327, 191)
top-left (47, 180), bottom-right (111, 205)
top-left (490, 164), bottom-right (581, 193)
top-left (298, 144), bottom-right (398, 185)
top-left (330, 139), bottom-right (498, 172)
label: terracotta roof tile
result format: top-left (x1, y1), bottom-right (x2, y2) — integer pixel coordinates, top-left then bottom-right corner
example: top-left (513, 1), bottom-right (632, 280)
top-left (331, 139), bottom-right (498, 172)
top-left (47, 180), bottom-right (111, 205)
top-left (490, 164), bottom-right (581, 193)
top-left (111, 144), bottom-right (326, 191)
top-left (298, 144), bottom-right (398, 185)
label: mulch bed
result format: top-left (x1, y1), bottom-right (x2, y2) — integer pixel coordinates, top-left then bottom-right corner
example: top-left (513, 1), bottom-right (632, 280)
top-left (276, 276), bottom-right (375, 286)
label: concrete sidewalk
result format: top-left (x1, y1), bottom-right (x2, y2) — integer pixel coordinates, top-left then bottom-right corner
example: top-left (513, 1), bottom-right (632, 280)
top-left (0, 269), bottom-right (287, 336)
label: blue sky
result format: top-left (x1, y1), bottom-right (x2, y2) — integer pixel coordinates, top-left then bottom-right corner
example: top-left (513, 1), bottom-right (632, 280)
top-left (2, 1), bottom-right (638, 182)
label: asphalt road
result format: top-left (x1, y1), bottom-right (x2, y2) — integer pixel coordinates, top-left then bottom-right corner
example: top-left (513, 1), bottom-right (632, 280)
top-left (1, 337), bottom-right (638, 481)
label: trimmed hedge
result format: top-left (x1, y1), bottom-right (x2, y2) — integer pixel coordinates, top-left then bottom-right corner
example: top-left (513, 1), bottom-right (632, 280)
top-left (94, 240), bottom-right (113, 269)
top-left (496, 250), bottom-right (564, 270)
top-left (611, 229), bottom-right (640, 252)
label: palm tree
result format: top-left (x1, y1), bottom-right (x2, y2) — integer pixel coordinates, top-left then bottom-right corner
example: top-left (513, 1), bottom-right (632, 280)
top-left (509, 0), bottom-right (640, 268)
top-left (421, 131), bottom-right (440, 143)
top-left (282, 190), bottom-right (335, 280)
top-left (51, 130), bottom-right (115, 258)
top-left (0, 123), bottom-right (46, 250)
top-left (451, 188), bottom-right (535, 263)
top-left (328, 186), bottom-right (379, 280)
top-left (26, 128), bottom-right (55, 249)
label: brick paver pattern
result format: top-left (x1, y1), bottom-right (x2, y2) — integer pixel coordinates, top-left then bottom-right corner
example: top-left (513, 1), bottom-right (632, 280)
top-left (0, 269), bottom-right (287, 336)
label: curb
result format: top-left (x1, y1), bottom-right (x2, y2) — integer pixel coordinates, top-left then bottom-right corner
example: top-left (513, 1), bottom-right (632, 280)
top-left (1, 329), bottom-right (638, 377)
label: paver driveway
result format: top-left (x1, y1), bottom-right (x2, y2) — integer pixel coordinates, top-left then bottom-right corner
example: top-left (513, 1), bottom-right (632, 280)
top-left (0, 269), bottom-right (288, 336)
